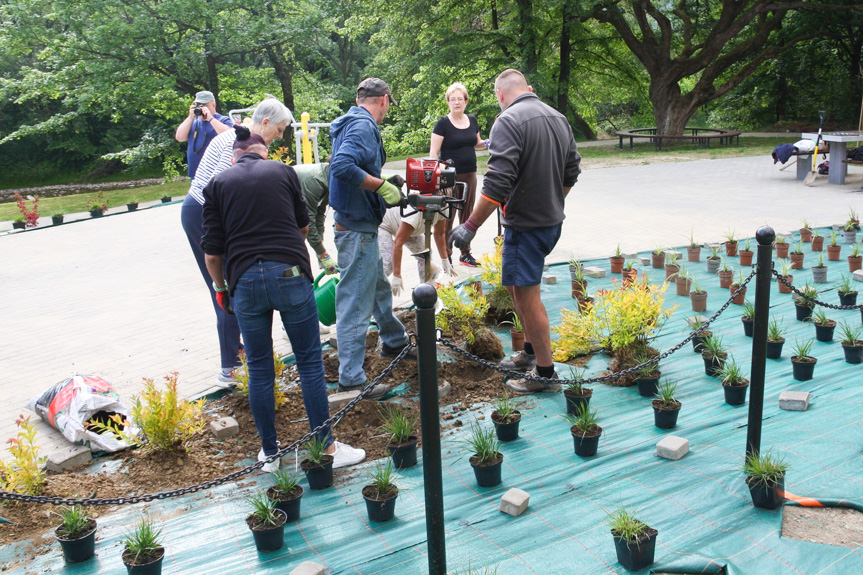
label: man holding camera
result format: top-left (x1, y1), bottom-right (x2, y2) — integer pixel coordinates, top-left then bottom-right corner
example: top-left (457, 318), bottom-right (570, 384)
top-left (329, 78), bottom-right (413, 400)
top-left (175, 90), bottom-right (233, 179)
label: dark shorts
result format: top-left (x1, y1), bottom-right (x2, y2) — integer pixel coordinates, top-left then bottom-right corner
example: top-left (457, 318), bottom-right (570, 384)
top-left (501, 224), bottom-right (562, 287)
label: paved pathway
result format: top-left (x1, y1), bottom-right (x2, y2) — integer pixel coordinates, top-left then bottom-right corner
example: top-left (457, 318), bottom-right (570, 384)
top-left (2, 154), bottom-right (862, 462)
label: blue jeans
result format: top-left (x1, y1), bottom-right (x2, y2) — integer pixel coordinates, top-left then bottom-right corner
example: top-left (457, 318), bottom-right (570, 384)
top-left (180, 195), bottom-right (243, 369)
top-left (232, 261), bottom-right (332, 456)
top-left (334, 229), bottom-right (408, 387)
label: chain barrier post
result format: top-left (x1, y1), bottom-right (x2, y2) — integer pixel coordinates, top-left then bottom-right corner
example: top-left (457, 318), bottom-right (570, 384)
top-left (747, 226), bottom-right (775, 460)
top-left (413, 283), bottom-right (446, 575)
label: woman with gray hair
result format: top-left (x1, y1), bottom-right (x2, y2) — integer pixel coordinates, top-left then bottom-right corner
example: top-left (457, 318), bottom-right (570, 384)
top-left (180, 97), bottom-right (293, 384)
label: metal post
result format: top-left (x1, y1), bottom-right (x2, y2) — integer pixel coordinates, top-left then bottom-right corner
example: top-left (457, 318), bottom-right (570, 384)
top-left (413, 283), bottom-right (446, 575)
top-left (746, 226), bottom-right (775, 460)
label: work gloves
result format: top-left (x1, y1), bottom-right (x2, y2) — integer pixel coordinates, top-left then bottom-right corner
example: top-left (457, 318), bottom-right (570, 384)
top-left (390, 275), bottom-right (403, 297)
top-left (375, 180), bottom-right (402, 207)
top-left (216, 291), bottom-right (233, 315)
top-left (318, 254), bottom-right (339, 275)
top-left (441, 259), bottom-right (458, 277)
top-left (449, 223), bottom-right (476, 250)
top-left (387, 174), bottom-right (406, 189)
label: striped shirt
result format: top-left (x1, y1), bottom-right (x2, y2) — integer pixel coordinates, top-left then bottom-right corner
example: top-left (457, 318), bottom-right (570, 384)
top-left (188, 129), bottom-right (237, 205)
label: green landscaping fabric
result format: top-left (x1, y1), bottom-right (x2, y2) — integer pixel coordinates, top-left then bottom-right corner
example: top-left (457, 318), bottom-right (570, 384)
top-left (6, 229), bottom-right (863, 574)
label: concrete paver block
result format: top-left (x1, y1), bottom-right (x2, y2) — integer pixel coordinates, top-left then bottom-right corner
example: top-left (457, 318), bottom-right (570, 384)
top-left (542, 276), bottom-right (558, 284)
top-left (638, 257), bottom-right (650, 266)
top-left (46, 444), bottom-right (92, 473)
top-left (622, 253), bottom-right (638, 260)
top-left (500, 488), bottom-right (530, 517)
top-left (291, 562), bottom-right (326, 575)
top-left (543, 263), bottom-right (549, 271)
top-left (328, 335), bottom-right (338, 349)
top-left (209, 416), bottom-right (239, 439)
top-left (833, 224), bottom-right (844, 231)
top-left (665, 249), bottom-right (682, 258)
top-left (656, 436), bottom-right (689, 461)
top-left (438, 379), bottom-right (452, 398)
top-left (853, 270), bottom-right (863, 282)
top-left (779, 391), bottom-right (811, 411)
top-left (328, 390), bottom-right (360, 409)
top-left (584, 267), bottom-right (606, 278)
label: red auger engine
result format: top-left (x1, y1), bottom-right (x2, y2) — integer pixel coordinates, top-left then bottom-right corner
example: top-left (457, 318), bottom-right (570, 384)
top-left (405, 157), bottom-right (457, 194)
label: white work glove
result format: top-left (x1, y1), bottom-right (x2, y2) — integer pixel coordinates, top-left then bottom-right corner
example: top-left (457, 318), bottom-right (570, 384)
top-left (441, 259), bottom-right (458, 277)
top-left (390, 275), bottom-right (403, 297)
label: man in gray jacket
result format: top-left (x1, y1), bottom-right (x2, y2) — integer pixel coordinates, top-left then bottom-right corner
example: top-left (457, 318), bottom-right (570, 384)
top-left (294, 162), bottom-right (338, 275)
top-left (450, 68), bottom-right (581, 393)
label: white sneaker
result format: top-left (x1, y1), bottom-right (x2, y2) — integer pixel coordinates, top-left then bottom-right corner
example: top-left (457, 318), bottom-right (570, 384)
top-left (257, 442), bottom-right (281, 473)
top-left (215, 369), bottom-right (236, 389)
top-left (331, 441), bottom-right (365, 469)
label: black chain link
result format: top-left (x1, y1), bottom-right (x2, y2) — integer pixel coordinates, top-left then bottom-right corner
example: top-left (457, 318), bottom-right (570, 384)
top-left (772, 269), bottom-right (863, 311)
top-left (0, 342), bottom-right (415, 506)
top-left (439, 268), bottom-right (758, 386)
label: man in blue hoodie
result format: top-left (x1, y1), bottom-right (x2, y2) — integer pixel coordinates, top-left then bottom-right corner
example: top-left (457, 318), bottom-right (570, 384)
top-left (329, 78), bottom-right (410, 400)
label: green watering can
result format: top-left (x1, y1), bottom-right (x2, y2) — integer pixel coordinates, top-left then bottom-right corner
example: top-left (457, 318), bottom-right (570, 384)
top-left (314, 271), bottom-right (339, 326)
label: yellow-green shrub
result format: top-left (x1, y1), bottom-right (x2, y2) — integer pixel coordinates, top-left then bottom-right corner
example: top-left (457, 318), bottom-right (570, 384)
top-left (437, 284), bottom-right (489, 344)
top-left (551, 308), bottom-right (598, 362)
top-left (234, 351), bottom-right (287, 411)
top-left (0, 415), bottom-right (46, 495)
top-left (593, 278), bottom-right (677, 352)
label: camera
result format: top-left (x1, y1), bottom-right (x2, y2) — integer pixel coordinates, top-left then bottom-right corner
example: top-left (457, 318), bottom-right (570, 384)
top-left (193, 104), bottom-right (204, 117)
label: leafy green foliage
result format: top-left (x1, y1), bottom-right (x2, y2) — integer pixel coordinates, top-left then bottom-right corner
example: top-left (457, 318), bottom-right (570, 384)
top-left (463, 420), bottom-right (500, 464)
top-left (123, 517), bottom-right (163, 563)
top-left (54, 506), bottom-right (95, 539)
top-left (743, 451), bottom-right (789, 486)
top-left (608, 507), bottom-right (649, 542)
top-left (0, 415), bottom-right (46, 495)
top-left (379, 405), bottom-right (417, 445)
top-left (247, 492), bottom-right (281, 527)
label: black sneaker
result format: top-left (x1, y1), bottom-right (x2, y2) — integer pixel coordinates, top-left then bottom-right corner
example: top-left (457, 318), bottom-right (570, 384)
top-left (380, 342), bottom-right (417, 361)
top-left (338, 382), bottom-right (392, 400)
top-left (459, 253), bottom-right (480, 267)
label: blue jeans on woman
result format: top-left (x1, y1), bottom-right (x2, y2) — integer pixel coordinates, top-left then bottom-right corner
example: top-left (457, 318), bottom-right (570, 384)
top-left (334, 229), bottom-right (408, 388)
top-left (232, 261), bottom-right (332, 456)
top-left (180, 195), bottom-right (243, 370)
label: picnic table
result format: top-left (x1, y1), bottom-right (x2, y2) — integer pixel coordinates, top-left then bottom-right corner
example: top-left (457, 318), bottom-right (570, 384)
top-left (800, 131), bottom-right (863, 185)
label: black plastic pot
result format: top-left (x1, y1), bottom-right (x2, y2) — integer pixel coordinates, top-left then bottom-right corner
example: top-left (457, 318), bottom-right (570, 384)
top-left (766, 339), bottom-right (785, 360)
top-left (635, 373), bottom-right (660, 397)
top-left (387, 436), bottom-right (418, 469)
top-left (791, 357), bottom-right (817, 381)
top-left (702, 353), bottom-right (725, 377)
top-left (362, 486), bottom-right (399, 522)
top-left (246, 509), bottom-right (287, 552)
top-left (470, 454), bottom-right (503, 487)
top-left (12, 221), bottom-right (25, 229)
top-left (122, 547), bottom-right (165, 575)
top-left (612, 528), bottom-right (658, 571)
top-left (56, 520), bottom-right (97, 563)
top-left (267, 486), bottom-right (303, 522)
top-left (51, 215), bottom-right (64, 226)
top-left (795, 304), bottom-right (813, 322)
top-left (160, 196), bottom-right (172, 203)
top-left (842, 342), bottom-right (863, 364)
top-left (723, 383), bottom-right (749, 406)
top-left (652, 402), bottom-right (680, 429)
top-left (127, 203), bottom-right (139, 212)
top-left (564, 387), bottom-right (593, 415)
top-left (691, 331), bottom-right (712, 353)
top-left (746, 476), bottom-right (785, 510)
top-left (301, 455), bottom-right (334, 490)
top-left (491, 411), bottom-right (521, 442)
top-left (571, 427), bottom-right (602, 457)
top-left (814, 321), bottom-right (836, 342)
top-left (839, 291), bottom-right (858, 306)
top-left (89, 208), bottom-right (104, 218)
top-left (742, 318), bottom-right (754, 337)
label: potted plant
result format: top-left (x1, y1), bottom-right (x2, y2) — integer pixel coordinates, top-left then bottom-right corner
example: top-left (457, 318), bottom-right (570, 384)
top-left (811, 229), bottom-right (824, 251)
top-left (634, 353), bottom-right (660, 397)
top-left (568, 405), bottom-right (602, 457)
top-left (812, 308), bottom-right (836, 342)
top-left (380, 405), bottom-right (419, 468)
top-left (563, 367), bottom-right (593, 415)
top-left (743, 451), bottom-right (789, 510)
top-left (491, 392), bottom-right (521, 442)
top-left (717, 260), bottom-right (733, 288)
top-left (266, 470), bottom-right (304, 522)
top-left (245, 492), bottom-right (287, 552)
top-left (570, 258), bottom-right (588, 300)
top-left (766, 318), bottom-right (786, 359)
top-left (827, 232), bottom-right (841, 261)
top-left (837, 274), bottom-right (858, 306)
top-left (701, 335), bottom-right (727, 377)
top-left (689, 316), bottom-right (712, 353)
top-left (652, 379), bottom-right (681, 429)
top-left (664, 252), bottom-right (680, 280)
top-left (844, 220), bottom-right (857, 244)
top-left (363, 460), bottom-right (400, 522)
top-left (720, 357), bottom-right (749, 406)
top-left (51, 211), bottom-right (66, 226)
top-left (690, 278), bottom-right (707, 312)
top-left (121, 517), bottom-right (165, 574)
top-left (848, 242), bottom-right (862, 272)
top-left (160, 194), bottom-right (172, 203)
top-left (12, 216), bottom-right (26, 229)
top-left (851, 208), bottom-right (861, 229)
top-left (789, 241), bottom-right (805, 270)
top-left (811, 252), bottom-right (828, 284)
top-left (465, 420), bottom-right (503, 487)
top-left (610, 244), bottom-right (625, 274)
top-left (706, 245), bottom-right (722, 274)
top-left (729, 270), bottom-right (747, 304)
top-left (686, 230), bottom-right (701, 262)
top-left (774, 235), bottom-right (789, 258)
top-left (741, 300), bottom-right (755, 337)
top-left (127, 197), bottom-right (140, 212)
top-left (724, 229), bottom-right (738, 256)
top-left (608, 507), bottom-right (658, 571)
top-left (799, 219), bottom-right (813, 242)
top-left (793, 283), bottom-right (818, 322)
top-left (504, 314), bottom-right (525, 352)
top-left (776, 259), bottom-right (793, 294)
top-left (88, 191), bottom-right (108, 218)
top-left (738, 238), bottom-right (754, 267)
top-left (300, 436), bottom-right (334, 490)
top-left (54, 505), bottom-right (97, 563)
top-left (790, 339), bottom-right (817, 381)
top-left (14, 193), bottom-right (40, 227)
top-left (674, 267), bottom-right (691, 296)
top-left (838, 322), bottom-right (863, 364)
top-left (622, 260), bottom-right (637, 285)
top-left (651, 245), bottom-right (665, 269)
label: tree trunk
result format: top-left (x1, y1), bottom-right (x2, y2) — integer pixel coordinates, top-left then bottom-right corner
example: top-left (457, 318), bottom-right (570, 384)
top-left (267, 47), bottom-right (295, 112)
top-left (557, 0), bottom-right (595, 141)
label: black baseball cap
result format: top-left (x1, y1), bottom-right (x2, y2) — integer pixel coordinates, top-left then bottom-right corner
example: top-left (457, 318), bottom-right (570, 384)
top-left (357, 78), bottom-right (398, 105)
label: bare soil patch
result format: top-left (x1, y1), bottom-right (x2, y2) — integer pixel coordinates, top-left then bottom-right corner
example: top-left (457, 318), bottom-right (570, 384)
top-left (782, 506), bottom-right (863, 549)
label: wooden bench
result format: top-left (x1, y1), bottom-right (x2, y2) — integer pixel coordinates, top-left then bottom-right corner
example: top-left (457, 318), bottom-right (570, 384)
top-left (615, 127), bottom-right (741, 151)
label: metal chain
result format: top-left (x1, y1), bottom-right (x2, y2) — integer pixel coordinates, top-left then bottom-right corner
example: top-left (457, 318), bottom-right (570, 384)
top-left (439, 268), bottom-right (758, 386)
top-left (0, 342), bottom-right (416, 506)
top-left (771, 269), bottom-right (863, 311)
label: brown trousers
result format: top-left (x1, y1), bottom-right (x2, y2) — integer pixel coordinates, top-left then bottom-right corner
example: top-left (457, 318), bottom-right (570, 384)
top-left (445, 171), bottom-right (477, 258)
